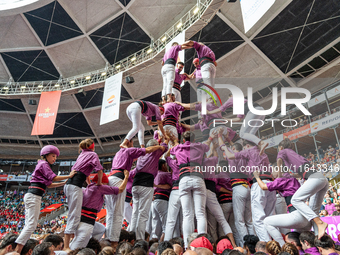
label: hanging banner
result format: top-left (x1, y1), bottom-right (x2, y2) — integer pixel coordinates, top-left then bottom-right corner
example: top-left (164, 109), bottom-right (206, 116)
top-left (240, 0), bottom-right (275, 33)
top-left (264, 134), bottom-right (283, 148)
top-left (310, 111), bottom-right (340, 133)
top-left (326, 85), bottom-right (340, 99)
top-left (0, 175), bottom-right (8, 181)
top-left (321, 216), bottom-right (340, 242)
top-left (100, 72), bottom-right (122, 125)
top-left (283, 124), bottom-right (311, 140)
top-left (7, 175), bottom-right (28, 182)
top-left (31, 91), bottom-right (62, 135)
top-left (307, 94), bottom-right (326, 108)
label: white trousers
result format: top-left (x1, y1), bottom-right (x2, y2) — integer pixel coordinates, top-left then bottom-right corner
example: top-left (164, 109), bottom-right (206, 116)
top-left (164, 125), bottom-right (178, 147)
top-left (151, 199), bottom-right (169, 239)
top-left (92, 222), bottom-right (106, 241)
top-left (15, 193), bottom-right (41, 245)
top-left (162, 64), bottom-right (176, 96)
top-left (251, 181), bottom-right (277, 242)
top-left (264, 210), bottom-right (311, 246)
top-left (130, 186), bottom-right (154, 240)
top-left (201, 62), bottom-right (216, 88)
top-left (172, 88), bottom-right (182, 103)
top-left (126, 103), bottom-right (145, 146)
top-left (239, 106), bottom-right (265, 145)
top-left (124, 201), bottom-right (132, 225)
top-left (219, 203), bottom-right (237, 238)
top-left (64, 184), bottom-right (83, 234)
top-left (179, 176), bottom-right (207, 248)
top-left (275, 194), bottom-right (290, 234)
top-left (70, 222), bottom-right (94, 250)
top-left (105, 176), bottom-right (126, 242)
top-left (164, 189), bottom-right (182, 240)
top-left (291, 173), bottom-right (328, 223)
top-left (232, 185), bottom-right (253, 247)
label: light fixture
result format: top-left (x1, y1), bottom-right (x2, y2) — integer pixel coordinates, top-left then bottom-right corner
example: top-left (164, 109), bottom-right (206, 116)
top-left (85, 76), bottom-right (91, 80)
top-left (131, 57), bottom-right (136, 61)
top-left (3, 86), bottom-right (8, 90)
top-left (115, 65), bottom-right (121, 69)
top-left (101, 72), bottom-right (107, 76)
top-left (193, 7), bottom-right (199, 14)
top-left (38, 84), bottom-right (43, 88)
top-left (70, 80), bottom-right (75, 84)
top-left (161, 36), bottom-right (166, 42)
top-left (21, 85), bottom-right (26, 89)
top-left (177, 22), bottom-right (182, 29)
top-left (147, 48), bottom-right (152, 53)
top-left (55, 84), bottom-right (60, 87)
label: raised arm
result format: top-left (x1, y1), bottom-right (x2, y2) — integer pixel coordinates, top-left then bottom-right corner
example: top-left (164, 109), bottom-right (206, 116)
top-left (253, 171), bottom-right (268, 190)
top-left (118, 170), bottom-right (129, 193)
top-left (217, 129), bottom-right (235, 160)
top-left (52, 170), bottom-right (76, 182)
top-left (145, 145), bottom-right (166, 154)
top-left (181, 40), bottom-right (194, 49)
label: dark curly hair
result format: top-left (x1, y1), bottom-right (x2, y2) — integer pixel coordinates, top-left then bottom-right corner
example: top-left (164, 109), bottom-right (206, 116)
top-left (243, 235), bottom-right (259, 254)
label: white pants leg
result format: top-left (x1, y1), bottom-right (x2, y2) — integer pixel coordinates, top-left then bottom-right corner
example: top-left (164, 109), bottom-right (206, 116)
top-left (161, 64), bottom-right (176, 96)
top-left (125, 103), bottom-right (145, 146)
top-left (151, 201), bottom-right (162, 239)
top-left (124, 202), bottom-right (132, 224)
top-left (92, 222), bottom-right (106, 241)
top-left (275, 194), bottom-right (290, 234)
top-left (232, 185), bottom-right (253, 247)
top-left (201, 62), bottom-right (216, 88)
top-left (291, 173), bottom-right (328, 222)
top-left (207, 207), bottom-right (218, 242)
top-left (219, 203), bottom-right (235, 237)
top-left (105, 176), bottom-right (126, 242)
top-left (163, 125), bottom-right (178, 147)
top-left (64, 184), bottom-right (83, 234)
top-left (251, 181), bottom-right (277, 242)
top-left (15, 193), bottom-right (41, 245)
top-left (130, 186), bottom-right (154, 240)
top-left (239, 106), bottom-right (265, 145)
top-left (264, 210), bottom-right (312, 246)
top-left (172, 89), bottom-right (182, 103)
top-left (179, 176), bottom-right (207, 248)
top-left (152, 199), bottom-right (168, 238)
top-left (70, 222), bottom-right (94, 250)
top-left (164, 189), bottom-right (181, 240)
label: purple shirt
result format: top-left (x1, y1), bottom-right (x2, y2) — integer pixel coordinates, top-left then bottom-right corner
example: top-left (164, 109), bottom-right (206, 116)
top-left (31, 160), bottom-right (57, 186)
top-left (304, 247), bottom-right (320, 255)
top-left (154, 171), bottom-right (172, 193)
top-left (266, 173), bottom-right (300, 197)
top-left (72, 149), bottom-right (102, 176)
top-left (163, 102), bottom-right (185, 121)
top-left (325, 203), bottom-right (337, 216)
top-left (153, 130), bottom-right (160, 140)
top-left (176, 122), bottom-right (186, 135)
top-left (219, 98), bottom-right (247, 118)
top-left (193, 41), bottom-right (216, 61)
top-left (234, 146), bottom-right (270, 173)
top-left (174, 69), bottom-right (186, 85)
top-left (82, 183), bottom-right (118, 212)
top-left (111, 147), bottom-right (146, 172)
top-left (277, 148), bottom-right (309, 172)
top-left (135, 143), bottom-right (168, 177)
top-left (163, 45), bottom-right (182, 63)
top-left (195, 67), bottom-right (202, 81)
top-left (216, 172), bottom-right (232, 192)
top-left (166, 157), bottom-right (180, 181)
top-left (194, 121), bottom-right (209, 132)
top-left (142, 101), bottom-right (162, 121)
top-left (171, 141), bottom-right (209, 166)
top-left (195, 102), bottom-right (223, 126)
top-left (126, 169), bottom-right (136, 194)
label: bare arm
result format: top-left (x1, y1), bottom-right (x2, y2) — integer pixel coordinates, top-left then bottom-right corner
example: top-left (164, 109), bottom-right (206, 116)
top-left (147, 119), bottom-right (158, 126)
top-left (181, 40), bottom-right (194, 49)
top-left (174, 101), bottom-right (193, 110)
top-left (207, 107), bottom-right (222, 115)
top-left (96, 170), bottom-right (103, 186)
top-left (52, 170), bottom-right (76, 182)
top-left (145, 145), bottom-right (165, 154)
top-left (219, 187), bottom-right (232, 194)
top-left (154, 184), bottom-right (171, 190)
top-left (157, 121), bottom-right (168, 140)
top-left (217, 130), bottom-right (235, 160)
top-left (47, 180), bottom-right (67, 188)
top-left (118, 170), bottom-right (129, 194)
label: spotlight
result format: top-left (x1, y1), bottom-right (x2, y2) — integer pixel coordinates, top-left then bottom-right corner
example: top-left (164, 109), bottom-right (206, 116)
top-left (177, 22), bottom-right (182, 29)
top-left (3, 86), bottom-right (8, 90)
top-left (28, 99), bottom-right (37, 105)
top-left (85, 76), bottom-right (91, 80)
top-left (147, 48), bottom-right (152, 53)
top-left (115, 65), bottom-right (121, 69)
top-left (38, 84), bottom-right (43, 88)
top-left (101, 72), bottom-right (107, 76)
top-left (131, 57), bottom-right (136, 61)
top-left (193, 7), bottom-right (199, 14)
top-left (55, 84), bottom-right (60, 87)
top-left (21, 85), bottom-right (26, 89)
top-left (70, 80), bottom-right (75, 84)
top-left (126, 76), bottom-right (135, 84)
top-left (161, 36), bottom-right (166, 42)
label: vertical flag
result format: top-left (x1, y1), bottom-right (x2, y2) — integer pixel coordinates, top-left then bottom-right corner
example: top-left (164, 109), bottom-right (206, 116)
top-left (100, 72), bottom-right (122, 125)
top-left (31, 91), bottom-right (62, 135)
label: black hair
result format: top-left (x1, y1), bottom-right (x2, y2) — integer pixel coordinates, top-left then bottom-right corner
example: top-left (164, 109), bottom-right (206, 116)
top-left (21, 239), bottom-right (39, 255)
top-left (134, 240), bottom-right (149, 252)
top-left (117, 241), bottom-right (133, 255)
top-left (86, 237), bottom-right (102, 254)
top-left (299, 231), bottom-right (316, 247)
top-left (32, 242), bottom-right (53, 255)
top-left (157, 241), bottom-right (173, 255)
top-left (232, 143), bottom-right (243, 152)
top-left (43, 234), bottom-right (63, 248)
top-left (227, 251), bottom-right (243, 255)
top-left (254, 252), bottom-right (267, 255)
top-left (120, 229), bottom-right (130, 242)
top-left (158, 159), bottom-right (166, 170)
top-left (128, 231), bottom-right (136, 243)
top-left (149, 238), bottom-right (159, 248)
top-left (145, 232), bottom-right (150, 241)
top-left (183, 131), bottom-right (195, 142)
top-left (221, 249), bottom-right (233, 255)
top-left (150, 243), bottom-right (159, 254)
top-left (177, 62), bottom-right (184, 66)
top-left (244, 235), bottom-right (260, 254)
top-left (132, 247), bottom-right (147, 255)
top-left (286, 232), bottom-right (302, 248)
top-left (169, 237), bottom-right (184, 248)
top-left (314, 235), bottom-right (335, 249)
top-left (0, 233), bottom-right (18, 250)
top-left (243, 140), bottom-right (257, 147)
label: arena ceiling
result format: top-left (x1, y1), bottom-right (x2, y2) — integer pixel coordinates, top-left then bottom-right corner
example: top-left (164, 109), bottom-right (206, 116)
top-left (0, 0), bottom-right (340, 159)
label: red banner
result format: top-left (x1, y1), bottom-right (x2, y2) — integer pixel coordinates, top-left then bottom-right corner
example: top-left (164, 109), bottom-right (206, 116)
top-left (31, 91), bottom-right (61, 135)
top-left (96, 209), bottom-right (106, 221)
top-left (0, 175), bottom-right (7, 181)
top-left (41, 203), bottom-right (63, 213)
top-left (283, 124), bottom-right (311, 140)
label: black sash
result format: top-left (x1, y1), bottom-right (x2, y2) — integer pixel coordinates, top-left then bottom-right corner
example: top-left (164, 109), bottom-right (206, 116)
top-left (136, 100), bottom-right (148, 114)
top-left (164, 115), bottom-right (177, 127)
top-left (199, 57), bottom-right (213, 67)
top-left (252, 172), bottom-right (273, 183)
top-left (218, 192), bottom-right (232, 204)
top-left (172, 180), bottom-right (179, 190)
top-left (66, 171), bottom-right (87, 188)
top-left (285, 195), bottom-right (297, 213)
top-left (108, 169), bottom-right (125, 180)
top-left (27, 182), bottom-right (47, 197)
top-left (154, 190), bottom-right (170, 201)
top-left (80, 206), bottom-right (97, 225)
top-left (125, 191), bottom-right (132, 203)
top-left (133, 172), bottom-right (154, 187)
top-left (173, 82), bottom-right (181, 91)
top-left (204, 179), bottom-right (216, 193)
top-left (179, 162), bottom-right (202, 180)
top-left (165, 58), bottom-right (176, 66)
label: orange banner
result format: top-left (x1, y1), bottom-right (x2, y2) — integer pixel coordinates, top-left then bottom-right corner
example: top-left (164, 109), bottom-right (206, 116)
top-left (41, 203), bottom-right (63, 212)
top-left (31, 91), bottom-right (61, 135)
top-left (96, 209), bottom-right (106, 221)
top-left (283, 124), bottom-right (311, 140)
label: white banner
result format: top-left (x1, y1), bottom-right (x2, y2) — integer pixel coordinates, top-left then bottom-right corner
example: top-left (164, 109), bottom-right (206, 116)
top-left (60, 161), bottom-right (71, 166)
top-left (310, 111), bottom-right (340, 133)
top-left (27, 175), bottom-right (33, 182)
top-left (307, 94), bottom-right (326, 108)
top-left (100, 72), bottom-right (123, 125)
top-left (264, 134), bottom-right (283, 148)
top-left (240, 0), bottom-right (275, 33)
top-left (326, 85), bottom-right (340, 99)
top-left (7, 175), bottom-right (28, 182)
top-left (165, 31), bottom-right (186, 86)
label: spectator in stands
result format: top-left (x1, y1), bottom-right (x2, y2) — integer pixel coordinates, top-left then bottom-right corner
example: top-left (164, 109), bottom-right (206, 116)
top-left (325, 198), bottom-right (336, 215)
top-left (332, 204), bottom-right (340, 216)
top-left (21, 239), bottom-right (38, 255)
top-left (32, 242), bottom-right (54, 255)
top-left (0, 233), bottom-right (18, 254)
top-left (315, 235), bottom-right (337, 255)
